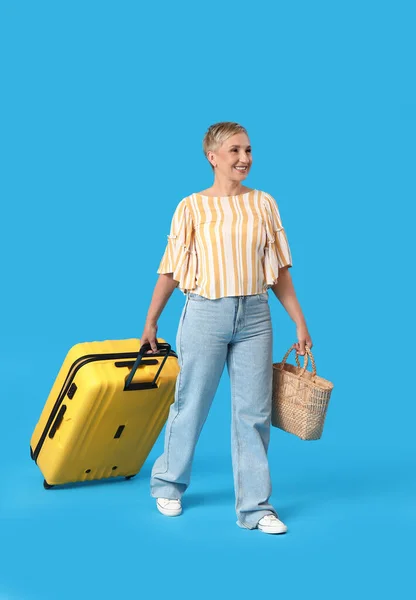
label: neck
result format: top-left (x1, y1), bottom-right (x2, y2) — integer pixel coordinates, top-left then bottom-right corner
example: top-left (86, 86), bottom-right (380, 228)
top-left (208, 178), bottom-right (247, 196)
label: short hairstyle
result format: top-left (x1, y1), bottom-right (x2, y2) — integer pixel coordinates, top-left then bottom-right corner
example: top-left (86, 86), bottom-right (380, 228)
top-left (202, 122), bottom-right (248, 171)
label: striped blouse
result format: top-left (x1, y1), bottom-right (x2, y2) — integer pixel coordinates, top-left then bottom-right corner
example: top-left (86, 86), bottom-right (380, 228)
top-left (157, 189), bottom-right (293, 300)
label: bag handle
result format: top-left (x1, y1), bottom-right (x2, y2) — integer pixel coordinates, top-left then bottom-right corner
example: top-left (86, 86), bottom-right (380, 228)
top-left (278, 344), bottom-right (316, 378)
top-left (124, 340), bottom-right (172, 391)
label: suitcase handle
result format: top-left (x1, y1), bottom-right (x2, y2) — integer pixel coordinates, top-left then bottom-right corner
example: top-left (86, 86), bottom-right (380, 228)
top-left (115, 359), bottom-right (159, 368)
top-left (48, 405), bottom-right (67, 438)
top-left (124, 341), bottom-right (172, 391)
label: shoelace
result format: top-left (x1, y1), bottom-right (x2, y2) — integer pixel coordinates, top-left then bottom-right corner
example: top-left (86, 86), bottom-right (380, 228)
top-left (260, 515), bottom-right (280, 524)
top-left (159, 498), bottom-right (181, 506)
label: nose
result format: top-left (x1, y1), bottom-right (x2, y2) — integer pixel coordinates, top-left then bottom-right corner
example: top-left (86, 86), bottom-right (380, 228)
top-left (239, 153), bottom-right (251, 165)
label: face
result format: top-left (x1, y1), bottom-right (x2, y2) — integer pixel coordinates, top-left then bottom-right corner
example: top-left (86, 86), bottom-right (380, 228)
top-left (208, 132), bottom-right (252, 181)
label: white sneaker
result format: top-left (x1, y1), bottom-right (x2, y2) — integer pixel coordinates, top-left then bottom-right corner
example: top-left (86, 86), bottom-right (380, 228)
top-left (257, 514), bottom-right (288, 534)
top-left (156, 498), bottom-right (182, 517)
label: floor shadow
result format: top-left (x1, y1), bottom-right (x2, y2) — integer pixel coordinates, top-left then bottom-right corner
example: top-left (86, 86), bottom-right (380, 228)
top-left (43, 475), bottom-right (139, 491)
top-left (183, 489), bottom-right (235, 509)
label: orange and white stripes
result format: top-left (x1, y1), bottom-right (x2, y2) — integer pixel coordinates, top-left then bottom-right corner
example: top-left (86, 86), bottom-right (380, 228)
top-left (157, 189), bottom-right (292, 299)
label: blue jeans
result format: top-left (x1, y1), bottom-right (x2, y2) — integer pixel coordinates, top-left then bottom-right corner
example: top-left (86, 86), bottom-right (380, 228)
top-left (150, 291), bottom-right (278, 529)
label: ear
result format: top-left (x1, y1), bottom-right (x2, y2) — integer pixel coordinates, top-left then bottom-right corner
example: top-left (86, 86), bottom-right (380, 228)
top-left (207, 151), bottom-right (215, 167)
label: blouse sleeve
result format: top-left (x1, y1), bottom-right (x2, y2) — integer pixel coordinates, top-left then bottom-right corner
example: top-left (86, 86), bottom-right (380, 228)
top-left (262, 193), bottom-right (293, 285)
top-left (157, 197), bottom-right (197, 291)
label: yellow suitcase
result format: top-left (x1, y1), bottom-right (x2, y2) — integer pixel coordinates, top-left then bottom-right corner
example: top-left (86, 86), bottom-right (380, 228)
top-left (30, 338), bottom-right (179, 489)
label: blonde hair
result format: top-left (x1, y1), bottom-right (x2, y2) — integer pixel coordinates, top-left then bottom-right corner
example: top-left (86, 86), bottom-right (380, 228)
top-left (202, 122), bottom-right (248, 171)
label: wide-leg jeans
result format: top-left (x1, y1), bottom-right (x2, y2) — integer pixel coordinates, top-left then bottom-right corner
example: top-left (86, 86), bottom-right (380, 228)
top-left (150, 291), bottom-right (278, 529)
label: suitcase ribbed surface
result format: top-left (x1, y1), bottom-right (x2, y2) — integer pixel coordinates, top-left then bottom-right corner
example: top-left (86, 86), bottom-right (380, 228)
top-left (30, 338), bottom-right (179, 486)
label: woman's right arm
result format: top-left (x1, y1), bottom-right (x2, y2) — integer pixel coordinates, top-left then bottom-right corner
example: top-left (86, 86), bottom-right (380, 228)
top-left (140, 273), bottom-right (179, 353)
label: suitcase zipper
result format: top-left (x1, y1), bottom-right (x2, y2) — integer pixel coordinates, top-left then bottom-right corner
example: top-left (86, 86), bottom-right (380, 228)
top-left (32, 348), bottom-right (177, 463)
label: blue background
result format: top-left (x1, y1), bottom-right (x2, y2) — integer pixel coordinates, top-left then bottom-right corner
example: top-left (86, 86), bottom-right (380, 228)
top-left (1, 1), bottom-right (415, 598)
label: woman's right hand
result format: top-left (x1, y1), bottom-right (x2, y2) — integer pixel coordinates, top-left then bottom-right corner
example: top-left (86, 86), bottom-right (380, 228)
top-left (140, 321), bottom-right (159, 354)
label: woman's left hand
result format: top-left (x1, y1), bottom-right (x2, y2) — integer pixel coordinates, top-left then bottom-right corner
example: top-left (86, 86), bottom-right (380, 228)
top-left (293, 323), bottom-right (313, 355)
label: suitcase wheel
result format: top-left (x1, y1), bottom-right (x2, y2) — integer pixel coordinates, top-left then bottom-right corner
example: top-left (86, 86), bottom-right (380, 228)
top-left (43, 479), bottom-right (54, 490)
top-left (125, 475), bottom-right (137, 480)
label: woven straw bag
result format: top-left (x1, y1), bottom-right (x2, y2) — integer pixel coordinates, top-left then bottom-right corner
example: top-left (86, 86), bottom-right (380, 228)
top-left (272, 345), bottom-right (334, 440)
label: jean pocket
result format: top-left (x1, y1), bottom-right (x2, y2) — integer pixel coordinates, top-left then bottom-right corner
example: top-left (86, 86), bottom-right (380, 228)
top-left (257, 292), bottom-right (269, 303)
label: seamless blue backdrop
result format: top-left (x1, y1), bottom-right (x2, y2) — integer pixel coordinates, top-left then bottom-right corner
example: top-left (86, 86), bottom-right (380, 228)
top-left (1, 1), bottom-right (415, 599)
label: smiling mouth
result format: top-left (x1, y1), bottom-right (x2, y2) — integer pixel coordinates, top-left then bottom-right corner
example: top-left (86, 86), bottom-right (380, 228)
top-left (234, 166), bottom-right (248, 172)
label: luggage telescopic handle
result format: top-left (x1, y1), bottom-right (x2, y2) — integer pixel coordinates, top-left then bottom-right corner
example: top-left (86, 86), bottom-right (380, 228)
top-left (124, 341), bottom-right (172, 391)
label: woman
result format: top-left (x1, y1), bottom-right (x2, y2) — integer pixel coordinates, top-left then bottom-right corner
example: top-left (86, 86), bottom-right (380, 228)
top-left (140, 122), bottom-right (313, 535)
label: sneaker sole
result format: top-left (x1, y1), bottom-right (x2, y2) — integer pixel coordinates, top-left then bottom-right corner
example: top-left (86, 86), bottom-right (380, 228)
top-left (257, 524), bottom-right (288, 534)
top-left (156, 501), bottom-right (182, 517)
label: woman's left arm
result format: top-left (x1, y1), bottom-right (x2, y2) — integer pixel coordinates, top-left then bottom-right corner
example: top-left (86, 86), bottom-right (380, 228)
top-left (270, 267), bottom-right (313, 355)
